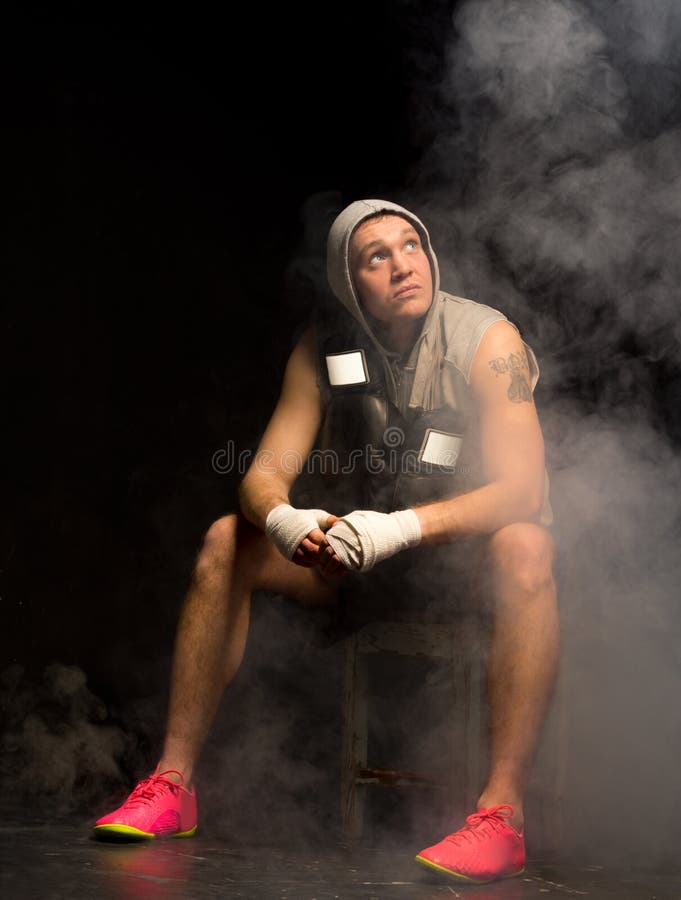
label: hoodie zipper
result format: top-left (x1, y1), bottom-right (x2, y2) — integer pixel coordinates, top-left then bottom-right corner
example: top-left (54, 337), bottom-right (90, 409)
top-left (391, 357), bottom-right (414, 416)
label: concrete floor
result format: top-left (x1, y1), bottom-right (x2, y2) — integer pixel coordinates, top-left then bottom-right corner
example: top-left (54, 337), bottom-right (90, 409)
top-left (3, 816), bottom-right (681, 900)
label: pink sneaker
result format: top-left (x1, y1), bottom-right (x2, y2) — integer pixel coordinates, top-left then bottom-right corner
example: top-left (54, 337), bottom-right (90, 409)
top-left (93, 768), bottom-right (197, 841)
top-left (415, 804), bottom-right (525, 883)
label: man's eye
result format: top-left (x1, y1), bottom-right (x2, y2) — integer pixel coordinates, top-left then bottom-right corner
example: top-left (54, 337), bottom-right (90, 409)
top-left (405, 240), bottom-right (418, 251)
top-left (369, 252), bottom-right (385, 263)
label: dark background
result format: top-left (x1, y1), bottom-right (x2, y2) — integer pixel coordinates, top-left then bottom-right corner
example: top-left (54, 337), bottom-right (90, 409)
top-left (3, 1), bottom-right (458, 684)
top-left (2, 1), bottom-right (469, 843)
top-left (3, 0), bottom-right (681, 868)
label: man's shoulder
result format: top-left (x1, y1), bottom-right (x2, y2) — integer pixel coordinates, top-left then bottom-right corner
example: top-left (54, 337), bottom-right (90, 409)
top-left (438, 292), bottom-right (509, 366)
top-left (439, 291), bottom-right (509, 329)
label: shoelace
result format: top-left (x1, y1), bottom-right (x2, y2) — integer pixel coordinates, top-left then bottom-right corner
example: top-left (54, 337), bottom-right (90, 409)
top-left (445, 804), bottom-right (515, 846)
top-left (124, 770), bottom-right (184, 808)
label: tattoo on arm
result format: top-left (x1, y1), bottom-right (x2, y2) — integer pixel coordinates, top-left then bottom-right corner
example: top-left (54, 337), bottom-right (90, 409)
top-left (488, 351), bottom-right (533, 403)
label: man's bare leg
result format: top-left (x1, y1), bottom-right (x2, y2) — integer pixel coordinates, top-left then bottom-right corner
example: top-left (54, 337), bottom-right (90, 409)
top-left (157, 513), bottom-right (337, 785)
top-left (476, 523), bottom-right (560, 830)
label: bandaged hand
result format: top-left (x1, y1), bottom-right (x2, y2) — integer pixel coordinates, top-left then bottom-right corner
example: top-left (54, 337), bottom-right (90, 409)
top-left (265, 503), bottom-right (332, 561)
top-left (324, 508), bottom-right (421, 572)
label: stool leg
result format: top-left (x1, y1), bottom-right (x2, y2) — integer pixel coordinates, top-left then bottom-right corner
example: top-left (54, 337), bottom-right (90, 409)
top-left (464, 652), bottom-right (485, 813)
top-left (449, 641), bottom-right (485, 820)
top-left (341, 634), bottom-right (368, 840)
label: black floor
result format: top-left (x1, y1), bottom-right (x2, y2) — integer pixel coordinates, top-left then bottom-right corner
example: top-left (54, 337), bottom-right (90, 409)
top-left (3, 816), bottom-right (681, 900)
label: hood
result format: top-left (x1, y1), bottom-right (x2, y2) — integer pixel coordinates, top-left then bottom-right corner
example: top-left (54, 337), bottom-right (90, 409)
top-left (326, 198), bottom-right (444, 410)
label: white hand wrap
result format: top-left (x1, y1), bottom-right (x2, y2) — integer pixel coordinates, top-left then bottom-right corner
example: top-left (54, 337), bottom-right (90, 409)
top-left (325, 509), bottom-right (421, 572)
top-left (265, 503), bottom-right (332, 561)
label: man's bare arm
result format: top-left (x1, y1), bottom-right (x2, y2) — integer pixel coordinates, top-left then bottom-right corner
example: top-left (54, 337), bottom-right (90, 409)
top-left (238, 325), bottom-right (323, 532)
top-left (414, 320), bottom-right (547, 544)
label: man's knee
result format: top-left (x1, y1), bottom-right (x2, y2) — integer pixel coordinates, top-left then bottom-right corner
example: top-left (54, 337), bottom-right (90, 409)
top-left (192, 515), bottom-right (234, 582)
top-left (201, 512), bottom-right (239, 554)
top-left (487, 523), bottom-right (555, 597)
top-left (194, 513), bottom-right (265, 578)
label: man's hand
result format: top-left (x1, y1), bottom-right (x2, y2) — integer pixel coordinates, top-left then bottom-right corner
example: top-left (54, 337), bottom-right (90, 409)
top-left (325, 508), bottom-right (422, 572)
top-left (265, 504), bottom-right (333, 566)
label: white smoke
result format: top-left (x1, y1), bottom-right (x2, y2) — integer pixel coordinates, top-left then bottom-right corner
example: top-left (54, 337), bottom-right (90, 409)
top-left (0, 662), bottom-right (137, 814)
top-left (392, 0), bottom-right (681, 868)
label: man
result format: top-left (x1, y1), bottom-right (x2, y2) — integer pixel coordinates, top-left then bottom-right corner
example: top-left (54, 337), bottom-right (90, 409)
top-left (93, 199), bottom-right (559, 885)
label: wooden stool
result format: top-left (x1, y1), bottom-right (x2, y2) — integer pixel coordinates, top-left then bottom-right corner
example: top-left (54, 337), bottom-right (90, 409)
top-left (340, 619), bottom-right (485, 841)
top-left (339, 617), bottom-right (567, 855)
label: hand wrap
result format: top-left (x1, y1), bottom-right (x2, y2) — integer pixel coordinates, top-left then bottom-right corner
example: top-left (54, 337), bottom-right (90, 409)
top-left (325, 508), bottom-right (421, 572)
top-left (265, 503), bottom-right (332, 561)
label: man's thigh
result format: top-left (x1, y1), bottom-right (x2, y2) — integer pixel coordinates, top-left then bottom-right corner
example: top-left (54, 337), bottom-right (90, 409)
top-left (254, 541), bottom-right (342, 610)
top-left (333, 537), bottom-right (490, 631)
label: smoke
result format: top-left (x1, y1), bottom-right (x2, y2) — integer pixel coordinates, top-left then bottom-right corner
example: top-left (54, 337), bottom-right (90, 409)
top-left (276, 0), bottom-right (681, 865)
top-left (0, 662), bottom-right (138, 816)
top-left (195, 597), bottom-right (346, 846)
top-left (388, 0), bottom-right (681, 869)
top-left (6, 1), bottom-right (680, 869)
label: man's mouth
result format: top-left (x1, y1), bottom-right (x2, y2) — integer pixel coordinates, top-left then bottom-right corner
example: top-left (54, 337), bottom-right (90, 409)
top-left (394, 283), bottom-right (420, 298)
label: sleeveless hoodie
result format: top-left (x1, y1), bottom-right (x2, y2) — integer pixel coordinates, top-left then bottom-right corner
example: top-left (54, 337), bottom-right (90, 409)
top-left (317, 198), bottom-right (553, 524)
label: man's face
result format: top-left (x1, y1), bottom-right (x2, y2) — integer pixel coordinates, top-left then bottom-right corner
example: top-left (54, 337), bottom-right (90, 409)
top-left (349, 214), bottom-right (433, 327)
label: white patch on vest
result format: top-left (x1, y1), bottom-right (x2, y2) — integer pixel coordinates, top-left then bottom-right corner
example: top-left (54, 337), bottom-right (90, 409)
top-left (419, 429), bottom-right (463, 468)
top-left (325, 350), bottom-right (369, 386)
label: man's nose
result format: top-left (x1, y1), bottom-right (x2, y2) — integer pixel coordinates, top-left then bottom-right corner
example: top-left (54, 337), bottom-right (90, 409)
top-left (391, 252), bottom-right (413, 277)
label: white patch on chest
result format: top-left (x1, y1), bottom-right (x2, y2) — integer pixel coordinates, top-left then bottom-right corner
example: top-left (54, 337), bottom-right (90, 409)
top-left (325, 350), bottom-right (369, 386)
top-left (419, 429), bottom-right (463, 468)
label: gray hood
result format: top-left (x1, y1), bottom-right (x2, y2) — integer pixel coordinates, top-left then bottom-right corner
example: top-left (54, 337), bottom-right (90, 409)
top-left (326, 198), bottom-right (444, 410)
